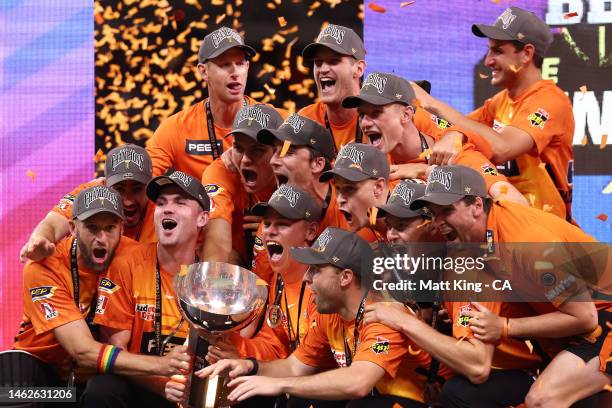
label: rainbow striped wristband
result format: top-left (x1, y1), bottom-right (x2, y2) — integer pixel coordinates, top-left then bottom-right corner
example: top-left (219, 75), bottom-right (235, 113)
top-left (97, 344), bottom-right (121, 374)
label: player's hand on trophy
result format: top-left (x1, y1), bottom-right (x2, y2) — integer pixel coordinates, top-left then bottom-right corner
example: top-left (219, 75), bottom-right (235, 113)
top-left (227, 376), bottom-right (283, 402)
top-left (429, 130), bottom-right (463, 165)
top-left (160, 345), bottom-right (192, 376)
top-left (164, 374), bottom-right (187, 403)
top-left (20, 236), bottom-right (55, 262)
top-left (196, 358), bottom-right (253, 380)
top-left (205, 335), bottom-right (240, 364)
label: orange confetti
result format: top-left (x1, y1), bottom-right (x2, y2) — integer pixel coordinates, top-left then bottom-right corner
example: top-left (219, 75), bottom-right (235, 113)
top-left (606, 321), bottom-right (612, 329)
top-left (418, 148), bottom-right (432, 160)
top-left (277, 16), bottom-right (287, 27)
top-left (368, 207), bottom-right (378, 226)
top-left (499, 185), bottom-right (509, 195)
top-left (280, 140), bottom-right (292, 158)
top-left (408, 345), bottom-right (421, 355)
top-left (26, 169), bottom-right (36, 182)
top-left (581, 134), bottom-right (588, 145)
top-left (368, 2), bottom-right (386, 13)
top-left (604, 384), bottom-right (612, 392)
top-left (509, 64), bottom-right (521, 73)
top-left (596, 214), bottom-right (608, 222)
top-left (564, 12), bottom-right (579, 19)
top-left (392, 403), bottom-right (404, 408)
top-left (215, 14), bottom-right (226, 24)
top-left (542, 204), bottom-right (553, 212)
top-left (400, 1), bottom-right (415, 7)
top-left (579, 85), bottom-right (588, 94)
top-left (264, 83), bottom-right (276, 96)
top-left (94, 148), bottom-right (104, 163)
top-left (478, 72), bottom-right (489, 79)
top-left (601, 134), bottom-right (608, 150)
top-left (525, 339), bottom-right (533, 354)
top-left (417, 219), bottom-right (431, 229)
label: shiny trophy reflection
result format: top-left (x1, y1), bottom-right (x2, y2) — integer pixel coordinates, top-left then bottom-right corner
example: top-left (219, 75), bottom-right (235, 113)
top-left (174, 262), bottom-right (268, 408)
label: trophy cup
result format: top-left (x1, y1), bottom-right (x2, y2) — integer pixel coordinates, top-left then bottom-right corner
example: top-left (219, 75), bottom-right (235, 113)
top-left (174, 262), bottom-right (268, 408)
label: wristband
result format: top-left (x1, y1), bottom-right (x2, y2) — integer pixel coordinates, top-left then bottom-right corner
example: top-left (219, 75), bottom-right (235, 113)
top-left (502, 317), bottom-right (509, 339)
top-left (97, 344), bottom-right (121, 374)
top-left (245, 357), bottom-right (258, 376)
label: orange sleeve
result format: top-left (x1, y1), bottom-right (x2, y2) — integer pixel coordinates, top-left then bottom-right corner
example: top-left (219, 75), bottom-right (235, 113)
top-left (448, 302), bottom-right (501, 340)
top-left (293, 313), bottom-right (336, 368)
top-left (147, 115), bottom-right (179, 177)
top-left (202, 159), bottom-right (240, 224)
top-left (352, 321), bottom-right (410, 378)
top-left (23, 263), bottom-right (83, 335)
top-left (454, 146), bottom-right (507, 191)
top-left (231, 321), bottom-right (290, 361)
top-left (461, 102), bottom-right (496, 159)
top-left (93, 258), bottom-right (135, 331)
top-left (251, 223), bottom-right (274, 284)
top-left (508, 94), bottom-right (567, 155)
top-left (51, 179), bottom-right (104, 219)
top-left (413, 108), bottom-right (449, 140)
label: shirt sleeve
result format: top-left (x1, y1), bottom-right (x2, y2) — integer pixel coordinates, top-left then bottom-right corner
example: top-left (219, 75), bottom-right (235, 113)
top-left (449, 302), bottom-right (501, 340)
top-left (352, 321), bottom-right (410, 378)
top-left (455, 146), bottom-right (508, 191)
top-left (230, 321), bottom-right (290, 361)
top-left (93, 257), bottom-right (135, 331)
top-left (23, 262), bottom-right (83, 335)
top-left (51, 179), bottom-right (104, 219)
top-left (147, 115), bottom-right (178, 177)
top-left (202, 159), bottom-right (239, 224)
top-left (293, 314), bottom-right (336, 368)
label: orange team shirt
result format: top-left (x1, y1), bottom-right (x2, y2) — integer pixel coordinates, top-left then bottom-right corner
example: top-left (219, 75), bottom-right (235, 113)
top-left (52, 178), bottom-right (156, 243)
top-left (468, 80), bottom-right (574, 221)
top-left (446, 301), bottom-right (543, 370)
top-left (202, 158), bottom-right (276, 263)
top-left (294, 305), bottom-right (431, 402)
top-left (251, 183), bottom-right (350, 284)
top-left (14, 236), bottom-right (139, 380)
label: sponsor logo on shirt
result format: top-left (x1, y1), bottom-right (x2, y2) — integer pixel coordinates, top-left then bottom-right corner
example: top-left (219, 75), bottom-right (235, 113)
top-left (431, 114), bottom-right (451, 130)
top-left (457, 305), bottom-right (471, 327)
top-left (136, 303), bottom-right (156, 321)
top-left (528, 108), bottom-right (549, 129)
top-left (481, 163), bottom-right (499, 176)
top-left (98, 278), bottom-right (120, 294)
top-left (96, 295), bottom-right (108, 315)
top-left (40, 302), bottom-right (58, 320)
top-left (204, 184), bottom-right (224, 197)
top-left (185, 140), bottom-right (223, 156)
top-left (332, 348), bottom-right (348, 367)
top-left (254, 236), bottom-right (265, 251)
top-left (371, 336), bottom-right (390, 354)
top-left (30, 286), bottom-right (57, 302)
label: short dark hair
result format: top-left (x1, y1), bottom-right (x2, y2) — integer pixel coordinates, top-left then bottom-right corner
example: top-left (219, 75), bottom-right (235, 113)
top-left (306, 146), bottom-right (332, 173)
top-left (510, 40), bottom-right (543, 69)
top-left (461, 195), bottom-right (493, 215)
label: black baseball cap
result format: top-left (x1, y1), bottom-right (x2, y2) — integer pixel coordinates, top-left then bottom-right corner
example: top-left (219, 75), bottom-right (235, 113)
top-left (73, 186), bottom-right (124, 221)
top-left (146, 168), bottom-right (210, 211)
top-left (302, 24), bottom-right (366, 61)
top-left (257, 114), bottom-right (335, 160)
top-left (343, 72), bottom-right (416, 108)
top-left (252, 184), bottom-right (322, 221)
top-left (320, 143), bottom-right (390, 182)
top-left (198, 26), bottom-right (257, 63)
top-left (377, 179), bottom-right (427, 219)
top-left (290, 227), bottom-right (374, 276)
top-left (472, 7), bottom-right (553, 57)
top-left (410, 165), bottom-right (487, 211)
top-left (227, 104), bottom-right (284, 140)
top-left (105, 144), bottom-right (152, 187)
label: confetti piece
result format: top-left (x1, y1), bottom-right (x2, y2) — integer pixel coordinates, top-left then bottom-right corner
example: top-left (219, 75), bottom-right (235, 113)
top-left (478, 72), bottom-right (489, 79)
top-left (400, 1), bottom-right (415, 7)
top-left (602, 182), bottom-right (612, 195)
top-left (264, 83), bottom-right (276, 96)
top-left (607, 321), bottom-right (612, 329)
top-left (368, 207), bottom-right (378, 226)
top-left (604, 384), bottom-right (612, 392)
top-left (408, 345), bottom-right (421, 355)
top-left (601, 134), bottom-right (608, 150)
top-left (525, 339), bottom-right (533, 354)
top-left (26, 169), bottom-right (36, 182)
top-left (564, 12), bottom-right (579, 19)
top-left (542, 204), bottom-right (553, 212)
top-left (215, 14), bottom-right (226, 24)
top-left (277, 16), bottom-right (287, 27)
top-left (417, 219), bottom-right (431, 229)
top-left (509, 64), bottom-right (521, 73)
top-left (456, 336), bottom-right (466, 345)
top-left (94, 149), bottom-right (104, 163)
top-left (517, 32), bottom-right (525, 40)
top-left (579, 85), bottom-right (588, 94)
top-left (392, 403), bottom-right (404, 408)
top-left (581, 135), bottom-right (588, 145)
top-left (596, 214), bottom-right (608, 222)
top-left (280, 140), bottom-right (292, 157)
top-left (525, 193), bottom-right (536, 207)
top-left (368, 2), bottom-right (386, 13)
top-left (249, 91), bottom-right (264, 99)
top-left (499, 185), bottom-right (508, 195)
top-left (418, 148), bottom-right (432, 160)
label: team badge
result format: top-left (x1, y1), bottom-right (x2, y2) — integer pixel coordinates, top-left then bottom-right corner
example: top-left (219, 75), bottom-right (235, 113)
top-left (457, 305), bottom-right (471, 327)
top-left (98, 278), bottom-right (120, 294)
top-left (431, 114), bottom-right (451, 130)
top-left (481, 163), bottom-right (498, 176)
top-left (254, 236), bottom-right (265, 251)
top-left (371, 336), bottom-right (390, 354)
top-left (96, 295), bottom-right (108, 315)
top-left (528, 108), bottom-right (549, 129)
top-left (40, 302), bottom-right (58, 320)
top-left (204, 184), bottom-right (224, 197)
top-left (30, 286), bottom-right (57, 302)
top-left (266, 304), bottom-right (283, 328)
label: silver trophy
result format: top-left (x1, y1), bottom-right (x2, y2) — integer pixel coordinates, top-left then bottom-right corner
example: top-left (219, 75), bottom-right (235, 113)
top-left (174, 262), bottom-right (268, 408)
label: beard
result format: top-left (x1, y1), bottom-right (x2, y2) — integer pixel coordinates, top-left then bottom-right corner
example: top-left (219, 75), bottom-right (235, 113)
top-left (76, 234), bottom-right (116, 272)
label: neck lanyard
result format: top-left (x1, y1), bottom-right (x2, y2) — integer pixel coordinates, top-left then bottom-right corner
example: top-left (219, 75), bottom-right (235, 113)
top-left (154, 253), bottom-right (199, 356)
top-left (324, 111), bottom-right (363, 155)
top-left (205, 98), bottom-right (248, 160)
top-left (320, 184), bottom-right (332, 220)
top-left (342, 292), bottom-right (368, 367)
top-left (419, 132), bottom-right (430, 156)
top-left (283, 279), bottom-right (306, 351)
top-left (70, 238), bottom-right (97, 327)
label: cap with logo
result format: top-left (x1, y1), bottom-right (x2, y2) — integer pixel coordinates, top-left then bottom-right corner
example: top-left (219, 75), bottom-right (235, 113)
top-left (105, 144), bottom-right (153, 187)
top-left (343, 72), bottom-right (416, 109)
top-left (257, 114), bottom-right (335, 160)
top-left (472, 7), bottom-right (553, 57)
top-left (377, 179), bottom-right (427, 219)
top-left (146, 168), bottom-right (210, 211)
top-left (198, 26), bottom-right (257, 63)
top-left (410, 165), bottom-right (487, 211)
top-left (302, 24), bottom-right (366, 61)
top-left (320, 143), bottom-right (390, 182)
top-left (73, 186), bottom-right (124, 221)
top-left (251, 184), bottom-right (322, 221)
top-left (290, 227), bottom-right (374, 276)
top-left (227, 104), bottom-right (284, 140)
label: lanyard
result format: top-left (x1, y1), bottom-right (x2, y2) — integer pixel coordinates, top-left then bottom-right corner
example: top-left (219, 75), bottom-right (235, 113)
top-left (283, 280), bottom-right (306, 351)
top-left (419, 132), bottom-right (430, 157)
top-left (342, 291), bottom-right (368, 367)
top-left (320, 184), bottom-right (332, 221)
top-left (204, 98), bottom-right (248, 161)
top-left (324, 111), bottom-right (363, 155)
top-left (70, 238), bottom-right (97, 327)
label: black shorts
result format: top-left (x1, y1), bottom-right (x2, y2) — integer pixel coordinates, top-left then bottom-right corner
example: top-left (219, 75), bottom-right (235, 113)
top-left (564, 309), bottom-right (611, 374)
